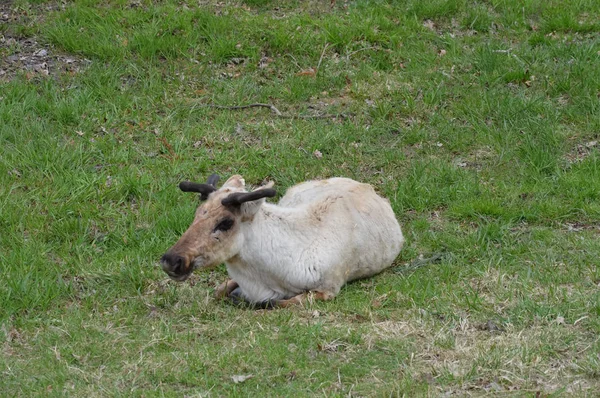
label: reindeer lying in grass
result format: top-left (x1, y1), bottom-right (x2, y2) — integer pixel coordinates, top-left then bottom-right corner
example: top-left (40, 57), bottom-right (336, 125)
top-left (161, 174), bottom-right (404, 307)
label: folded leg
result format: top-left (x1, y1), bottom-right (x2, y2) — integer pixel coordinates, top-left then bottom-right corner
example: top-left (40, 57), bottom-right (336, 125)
top-left (214, 279), bottom-right (239, 299)
top-left (273, 291), bottom-right (334, 308)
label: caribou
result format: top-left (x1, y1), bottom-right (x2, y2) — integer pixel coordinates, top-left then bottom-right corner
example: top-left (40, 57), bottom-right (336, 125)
top-left (161, 174), bottom-right (404, 307)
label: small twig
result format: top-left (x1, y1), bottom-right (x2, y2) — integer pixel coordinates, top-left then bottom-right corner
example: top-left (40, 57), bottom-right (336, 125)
top-left (395, 252), bottom-right (445, 275)
top-left (205, 103), bottom-right (283, 116)
top-left (291, 112), bottom-right (352, 120)
top-left (346, 46), bottom-right (379, 60)
top-left (492, 49), bottom-right (529, 67)
top-left (158, 136), bottom-right (177, 160)
top-left (285, 53), bottom-right (302, 70)
top-left (200, 102), bottom-right (351, 120)
top-left (316, 43), bottom-right (330, 75)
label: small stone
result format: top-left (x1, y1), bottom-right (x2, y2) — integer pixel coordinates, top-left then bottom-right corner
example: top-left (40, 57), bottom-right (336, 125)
top-left (33, 49), bottom-right (48, 57)
top-left (423, 19), bottom-right (435, 30)
top-left (34, 63), bottom-right (49, 74)
top-left (231, 374), bottom-right (253, 384)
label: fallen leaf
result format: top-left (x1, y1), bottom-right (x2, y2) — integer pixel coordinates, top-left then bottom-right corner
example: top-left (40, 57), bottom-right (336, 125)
top-left (296, 67), bottom-right (316, 77)
top-left (232, 374), bottom-right (253, 384)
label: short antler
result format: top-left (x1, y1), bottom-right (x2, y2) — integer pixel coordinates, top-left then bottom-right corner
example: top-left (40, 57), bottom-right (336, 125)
top-left (206, 173), bottom-right (220, 187)
top-left (222, 189), bottom-right (276, 207)
top-left (179, 182), bottom-right (216, 200)
top-left (179, 173), bottom-right (221, 200)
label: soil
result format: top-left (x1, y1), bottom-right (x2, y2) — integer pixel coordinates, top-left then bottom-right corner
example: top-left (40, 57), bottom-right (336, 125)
top-left (0, 1), bottom-right (90, 82)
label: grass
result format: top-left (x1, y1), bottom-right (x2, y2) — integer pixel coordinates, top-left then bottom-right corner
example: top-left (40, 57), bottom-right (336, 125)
top-left (1, 0), bottom-right (599, 395)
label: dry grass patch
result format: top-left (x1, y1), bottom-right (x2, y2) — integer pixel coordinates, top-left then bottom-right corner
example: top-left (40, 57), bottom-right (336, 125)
top-left (366, 315), bottom-right (599, 395)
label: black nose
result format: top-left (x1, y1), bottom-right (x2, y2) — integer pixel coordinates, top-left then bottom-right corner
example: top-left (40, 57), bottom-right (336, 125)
top-left (161, 252), bottom-right (187, 275)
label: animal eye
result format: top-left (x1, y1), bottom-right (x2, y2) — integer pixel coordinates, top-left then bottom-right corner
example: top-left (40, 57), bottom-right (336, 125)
top-left (213, 218), bottom-right (234, 232)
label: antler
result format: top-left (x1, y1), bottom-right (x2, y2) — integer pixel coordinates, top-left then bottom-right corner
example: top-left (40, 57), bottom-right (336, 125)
top-left (222, 188), bottom-right (276, 207)
top-left (179, 173), bottom-right (221, 200)
top-left (179, 182), bottom-right (216, 200)
top-left (206, 173), bottom-right (220, 187)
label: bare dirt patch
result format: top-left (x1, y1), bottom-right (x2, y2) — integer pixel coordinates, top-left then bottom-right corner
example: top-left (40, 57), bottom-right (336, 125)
top-left (565, 140), bottom-right (599, 164)
top-left (0, 2), bottom-right (90, 82)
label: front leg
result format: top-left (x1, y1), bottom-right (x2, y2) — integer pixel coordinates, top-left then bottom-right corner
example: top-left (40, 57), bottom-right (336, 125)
top-left (214, 279), bottom-right (239, 299)
top-left (273, 291), bottom-right (335, 308)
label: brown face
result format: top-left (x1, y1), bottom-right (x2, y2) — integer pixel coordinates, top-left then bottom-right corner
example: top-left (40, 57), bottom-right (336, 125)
top-left (160, 174), bottom-right (276, 281)
top-left (161, 190), bottom-right (243, 281)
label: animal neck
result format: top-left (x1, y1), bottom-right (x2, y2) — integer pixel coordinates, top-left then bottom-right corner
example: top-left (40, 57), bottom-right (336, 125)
top-left (237, 203), bottom-right (307, 265)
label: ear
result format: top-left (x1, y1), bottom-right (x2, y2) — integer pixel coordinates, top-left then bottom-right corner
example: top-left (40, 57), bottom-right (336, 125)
top-left (240, 185), bottom-right (273, 219)
top-left (222, 175), bottom-right (245, 189)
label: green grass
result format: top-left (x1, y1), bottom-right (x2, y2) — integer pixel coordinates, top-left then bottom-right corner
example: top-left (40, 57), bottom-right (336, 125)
top-left (1, 0), bottom-right (600, 395)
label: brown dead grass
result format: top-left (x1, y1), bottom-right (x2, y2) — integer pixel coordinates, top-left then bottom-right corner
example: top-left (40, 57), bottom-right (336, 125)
top-left (366, 314), bottom-right (598, 395)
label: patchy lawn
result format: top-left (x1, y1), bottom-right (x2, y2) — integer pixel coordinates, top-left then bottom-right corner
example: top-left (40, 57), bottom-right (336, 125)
top-left (1, 0), bottom-right (599, 395)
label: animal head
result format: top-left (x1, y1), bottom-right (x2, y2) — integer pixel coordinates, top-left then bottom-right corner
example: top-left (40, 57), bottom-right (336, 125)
top-left (160, 174), bottom-right (276, 281)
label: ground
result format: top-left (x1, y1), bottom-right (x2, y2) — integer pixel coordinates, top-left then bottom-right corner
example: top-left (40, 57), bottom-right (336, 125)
top-left (1, 0), bottom-right (599, 396)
